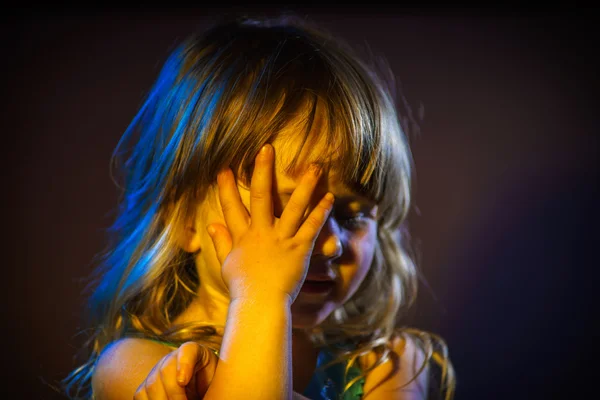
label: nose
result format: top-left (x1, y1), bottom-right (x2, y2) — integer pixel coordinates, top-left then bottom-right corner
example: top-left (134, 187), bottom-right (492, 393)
top-left (311, 216), bottom-right (343, 261)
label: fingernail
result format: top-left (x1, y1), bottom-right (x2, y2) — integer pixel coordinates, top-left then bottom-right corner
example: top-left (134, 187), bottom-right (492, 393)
top-left (260, 144), bottom-right (270, 156)
top-left (311, 164), bottom-right (322, 176)
top-left (177, 370), bottom-right (187, 384)
top-left (207, 225), bottom-right (216, 236)
top-left (324, 192), bottom-right (334, 203)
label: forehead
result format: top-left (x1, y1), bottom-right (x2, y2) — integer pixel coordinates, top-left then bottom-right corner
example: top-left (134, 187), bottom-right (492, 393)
top-left (254, 97), bottom-right (378, 205)
top-left (271, 100), bottom-right (339, 176)
top-left (269, 122), bottom-right (359, 200)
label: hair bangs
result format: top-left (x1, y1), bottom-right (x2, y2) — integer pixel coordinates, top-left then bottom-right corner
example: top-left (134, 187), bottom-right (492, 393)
top-left (214, 39), bottom-right (395, 210)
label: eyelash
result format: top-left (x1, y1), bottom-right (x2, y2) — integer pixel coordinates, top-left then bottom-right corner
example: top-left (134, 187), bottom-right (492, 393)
top-left (337, 213), bottom-right (369, 230)
top-left (273, 209), bottom-right (371, 230)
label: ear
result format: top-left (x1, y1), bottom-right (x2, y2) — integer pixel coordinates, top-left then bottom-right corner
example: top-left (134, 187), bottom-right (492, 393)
top-left (178, 223), bottom-right (202, 254)
top-left (166, 201), bottom-right (202, 254)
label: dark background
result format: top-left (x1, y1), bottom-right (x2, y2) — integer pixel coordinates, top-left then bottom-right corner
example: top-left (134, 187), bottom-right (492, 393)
top-left (5, 6), bottom-right (598, 400)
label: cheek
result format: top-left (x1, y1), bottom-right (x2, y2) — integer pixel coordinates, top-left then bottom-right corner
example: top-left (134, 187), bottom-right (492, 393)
top-left (236, 185), bottom-right (252, 212)
top-left (337, 229), bottom-right (377, 302)
top-left (196, 195), bottom-right (227, 268)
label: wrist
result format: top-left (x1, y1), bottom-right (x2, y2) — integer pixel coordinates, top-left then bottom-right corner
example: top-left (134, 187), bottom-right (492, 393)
top-left (229, 284), bottom-right (293, 306)
top-left (230, 291), bottom-right (293, 308)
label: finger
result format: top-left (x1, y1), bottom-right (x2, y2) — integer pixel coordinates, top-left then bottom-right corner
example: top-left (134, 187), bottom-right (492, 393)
top-left (217, 168), bottom-right (249, 239)
top-left (176, 342), bottom-right (209, 386)
top-left (249, 144), bottom-right (274, 229)
top-left (157, 352), bottom-right (188, 399)
top-left (133, 386), bottom-right (149, 400)
top-left (295, 192), bottom-right (335, 243)
top-left (142, 364), bottom-right (169, 399)
top-left (192, 346), bottom-right (218, 398)
top-left (206, 223), bottom-right (233, 265)
top-left (278, 164), bottom-right (323, 238)
top-left (134, 362), bottom-right (159, 400)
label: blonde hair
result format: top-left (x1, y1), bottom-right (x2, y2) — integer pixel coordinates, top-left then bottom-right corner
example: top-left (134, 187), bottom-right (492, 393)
top-left (61, 14), bottom-right (455, 399)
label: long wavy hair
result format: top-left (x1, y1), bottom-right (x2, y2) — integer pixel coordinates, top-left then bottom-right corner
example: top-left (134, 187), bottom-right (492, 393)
top-left (61, 14), bottom-right (455, 399)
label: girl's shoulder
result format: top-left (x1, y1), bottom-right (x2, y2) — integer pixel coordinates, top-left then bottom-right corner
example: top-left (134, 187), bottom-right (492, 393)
top-left (358, 331), bottom-right (436, 399)
top-left (99, 337), bottom-right (177, 361)
top-left (357, 331), bottom-right (421, 370)
top-left (97, 337), bottom-right (175, 364)
top-left (92, 338), bottom-right (175, 399)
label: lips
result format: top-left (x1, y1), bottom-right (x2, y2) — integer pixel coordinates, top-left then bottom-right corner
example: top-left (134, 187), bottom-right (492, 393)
top-left (300, 279), bottom-right (335, 294)
top-left (305, 270), bottom-right (336, 282)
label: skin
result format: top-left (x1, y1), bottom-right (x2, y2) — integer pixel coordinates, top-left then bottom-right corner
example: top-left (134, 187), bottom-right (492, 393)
top-left (122, 110), bottom-right (377, 399)
top-left (94, 137), bottom-right (429, 400)
top-left (159, 121), bottom-right (379, 398)
top-left (175, 133), bottom-right (379, 333)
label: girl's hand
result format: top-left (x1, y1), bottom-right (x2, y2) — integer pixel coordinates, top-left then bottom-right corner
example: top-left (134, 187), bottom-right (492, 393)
top-left (208, 143), bottom-right (335, 303)
top-left (133, 341), bottom-right (218, 400)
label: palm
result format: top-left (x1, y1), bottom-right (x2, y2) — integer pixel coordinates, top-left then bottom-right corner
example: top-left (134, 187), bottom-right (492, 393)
top-left (209, 144), bottom-right (334, 302)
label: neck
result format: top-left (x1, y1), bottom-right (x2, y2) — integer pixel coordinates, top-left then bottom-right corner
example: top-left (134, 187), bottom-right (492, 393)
top-left (174, 265), bottom-right (322, 354)
top-left (173, 283), bottom-right (229, 329)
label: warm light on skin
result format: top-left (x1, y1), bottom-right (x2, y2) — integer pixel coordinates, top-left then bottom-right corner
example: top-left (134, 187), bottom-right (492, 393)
top-left (173, 128), bottom-right (379, 334)
top-left (171, 100), bottom-right (375, 339)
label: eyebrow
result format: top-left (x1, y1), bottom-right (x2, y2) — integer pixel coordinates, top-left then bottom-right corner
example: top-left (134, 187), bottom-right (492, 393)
top-left (276, 188), bottom-right (375, 205)
top-left (276, 188), bottom-right (360, 197)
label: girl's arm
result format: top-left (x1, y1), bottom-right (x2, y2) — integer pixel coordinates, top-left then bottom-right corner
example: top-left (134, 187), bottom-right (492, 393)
top-left (94, 146), bottom-right (331, 400)
top-left (203, 294), bottom-right (293, 399)
top-left (92, 337), bottom-right (312, 399)
top-left (201, 146), bottom-right (332, 400)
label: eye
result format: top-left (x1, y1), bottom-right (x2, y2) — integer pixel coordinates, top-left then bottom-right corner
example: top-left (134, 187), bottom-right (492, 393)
top-left (338, 213), bottom-right (369, 230)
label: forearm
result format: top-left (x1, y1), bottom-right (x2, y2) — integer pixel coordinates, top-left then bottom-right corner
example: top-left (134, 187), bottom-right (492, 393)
top-left (204, 294), bottom-right (293, 400)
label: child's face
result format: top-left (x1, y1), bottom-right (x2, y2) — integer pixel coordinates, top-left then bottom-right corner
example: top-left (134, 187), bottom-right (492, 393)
top-left (194, 132), bottom-right (378, 329)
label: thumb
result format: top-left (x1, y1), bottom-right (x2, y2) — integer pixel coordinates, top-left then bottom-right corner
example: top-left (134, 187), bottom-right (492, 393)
top-left (184, 345), bottom-right (219, 400)
top-left (206, 223), bottom-right (232, 265)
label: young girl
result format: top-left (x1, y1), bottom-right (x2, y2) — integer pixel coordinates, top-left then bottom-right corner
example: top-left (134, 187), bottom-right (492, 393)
top-left (61, 14), bottom-right (455, 400)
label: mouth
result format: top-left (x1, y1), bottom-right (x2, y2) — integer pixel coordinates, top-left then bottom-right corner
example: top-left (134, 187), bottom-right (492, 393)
top-left (300, 279), bottom-right (335, 294)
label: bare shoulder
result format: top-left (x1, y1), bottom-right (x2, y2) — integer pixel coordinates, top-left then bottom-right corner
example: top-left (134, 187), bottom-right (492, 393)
top-left (359, 333), bottom-right (430, 400)
top-left (92, 338), bottom-right (174, 400)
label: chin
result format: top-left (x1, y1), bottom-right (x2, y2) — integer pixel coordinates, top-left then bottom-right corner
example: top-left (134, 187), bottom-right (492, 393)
top-left (290, 301), bottom-right (335, 329)
top-left (291, 314), bottom-right (322, 329)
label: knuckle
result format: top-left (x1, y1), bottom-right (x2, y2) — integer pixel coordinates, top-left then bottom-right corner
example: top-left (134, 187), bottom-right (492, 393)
top-left (319, 203), bottom-right (333, 215)
top-left (251, 189), bottom-right (266, 200)
top-left (317, 202), bottom-right (333, 217)
top-left (306, 215), bottom-right (323, 230)
top-left (220, 199), bottom-right (233, 213)
top-left (285, 199), bottom-right (304, 215)
top-left (287, 240), bottom-right (302, 251)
